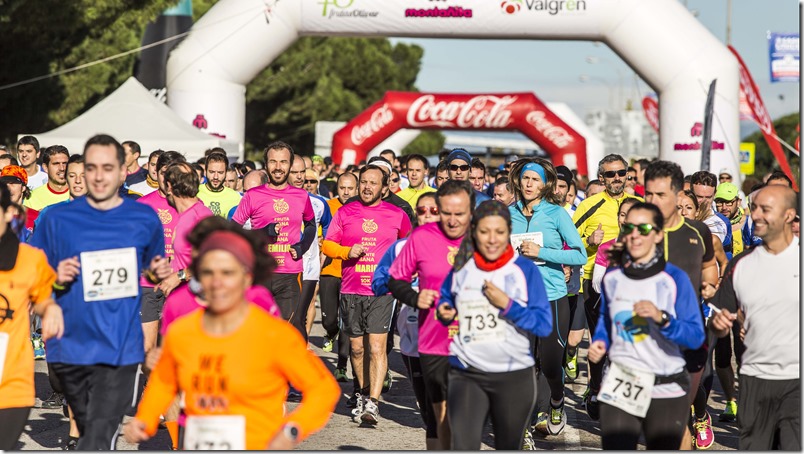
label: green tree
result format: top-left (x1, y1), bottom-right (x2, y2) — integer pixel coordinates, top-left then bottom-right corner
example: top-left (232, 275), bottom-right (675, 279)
top-left (741, 112), bottom-right (800, 181)
top-left (402, 131), bottom-right (445, 157)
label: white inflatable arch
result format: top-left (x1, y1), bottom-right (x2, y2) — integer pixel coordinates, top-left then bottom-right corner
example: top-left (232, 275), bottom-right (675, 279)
top-left (167, 0), bottom-right (740, 177)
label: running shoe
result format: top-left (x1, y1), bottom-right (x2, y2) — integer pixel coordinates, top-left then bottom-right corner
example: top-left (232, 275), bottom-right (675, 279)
top-left (63, 437), bottom-right (79, 451)
top-left (522, 429), bottom-right (536, 450)
top-left (547, 401), bottom-right (567, 435)
top-left (382, 370), bottom-right (393, 393)
top-left (32, 335), bottom-right (46, 360)
top-left (719, 401), bottom-right (737, 423)
top-left (347, 391), bottom-right (362, 409)
top-left (322, 336), bottom-right (334, 353)
top-left (351, 395), bottom-right (366, 420)
top-left (564, 351), bottom-right (579, 382)
top-left (583, 391), bottom-right (600, 421)
top-left (693, 411), bottom-right (715, 450)
top-left (287, 388), bottom-right (302, 402)
top-left (334, 368), bottom-right (348, 382)
top-left (41, 392), bottom-right (65, 409)
top-left (361, 399), bottom-right (380, 425)
top-left (532, 412), bottom-right (549, 436)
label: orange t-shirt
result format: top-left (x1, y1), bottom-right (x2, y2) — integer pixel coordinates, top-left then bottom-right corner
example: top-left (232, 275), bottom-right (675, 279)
top-left (136, 304), bottom-right (340, 450)
top-left (0, 243), bottom-right (57, 409)
top-left (321, 197), bottom-right (344, 278)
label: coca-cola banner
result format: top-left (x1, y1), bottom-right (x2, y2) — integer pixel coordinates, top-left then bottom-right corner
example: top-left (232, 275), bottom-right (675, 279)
top-left (641, 95), bottom-right (659, 133)
top-left (332, 91), bottom-right (588, 175)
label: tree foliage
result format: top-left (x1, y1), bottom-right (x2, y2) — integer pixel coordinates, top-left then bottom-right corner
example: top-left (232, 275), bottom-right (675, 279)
top-left (402, 131), bottom-right (446, 157)
top-left (741, 112), bottom-right (800, 181)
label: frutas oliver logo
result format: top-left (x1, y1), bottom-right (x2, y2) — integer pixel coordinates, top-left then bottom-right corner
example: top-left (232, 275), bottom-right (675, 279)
top-left (273, 198), bottom-right (290, 214)
top-left (362, 219), bottom-right (378, 234)
top-left (502, 0), bottom-right (587, 15)
top-left (320, 0), bottom-right (353, 16)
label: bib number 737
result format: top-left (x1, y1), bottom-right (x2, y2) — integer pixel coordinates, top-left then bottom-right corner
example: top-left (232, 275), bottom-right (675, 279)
top-left (597, 361), bottom-right (655, 418)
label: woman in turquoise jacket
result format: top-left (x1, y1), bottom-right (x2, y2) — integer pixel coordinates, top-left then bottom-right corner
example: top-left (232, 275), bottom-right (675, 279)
top-left (508, 157), bottom-right (586, 439)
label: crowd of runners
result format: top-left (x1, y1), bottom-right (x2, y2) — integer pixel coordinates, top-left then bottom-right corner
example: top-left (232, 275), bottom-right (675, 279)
top-left (0, 133), bottom-right (799, 450)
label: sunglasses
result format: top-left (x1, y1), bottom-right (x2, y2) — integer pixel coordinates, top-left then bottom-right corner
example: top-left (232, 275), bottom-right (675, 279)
top-left (621, 222), bottom-right (659, 236)
top-left (450, 164), bottom-right (471, 172)
top-left (391, 178), bottom-right (400, 183)
top-left (626, 176), bottom-right (636, 181)
top-left (719, 175), bottom-right (732, 180)
top-left (416, 206), bottom-right (439, 215)
top-left (602, 169), bottom-right (628, 179)
top-left (714, 199), bottom-right (736, 205)
top-left (304, 179), bottom-right (318, 184)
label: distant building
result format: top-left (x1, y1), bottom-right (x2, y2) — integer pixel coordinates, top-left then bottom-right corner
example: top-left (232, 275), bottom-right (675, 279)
top-left (584, 109), bottom-right (659, 161)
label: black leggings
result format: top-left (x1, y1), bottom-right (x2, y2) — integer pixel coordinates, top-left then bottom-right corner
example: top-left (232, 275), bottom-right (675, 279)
top-left (402, 354), bottom-right (438, 439)
top-left (448, 366), bottom-right (537, 450)
top-left (537, 296), bottom-right (570, 403)
top-left (714, 322), bottom-right (745, 370)
top-left (296, 279), bottom-right (317, 342)
top-left (583, 280), bottom-right (605, 392)
top-left (600, 394), bottom-right (690, 449)
top-left (0, 407), bottom-right (31, 450)
top-left (320, 275), bottom-right (349, 369)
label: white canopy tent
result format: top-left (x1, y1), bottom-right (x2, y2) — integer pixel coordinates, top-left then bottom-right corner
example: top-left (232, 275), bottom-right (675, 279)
top-left (21, 77), bottom-right (238, 164)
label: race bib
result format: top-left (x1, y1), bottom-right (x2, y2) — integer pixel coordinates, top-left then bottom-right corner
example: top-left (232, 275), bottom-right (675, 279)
top-left (598, 361), bottom-right (654, 418)
top-left (459, 299), bottom-right (505, 344)
top-left (184, 415), bottom-right (246, 450)
top-left (80, 248), bottom-right (138, 302)
top-left (0, 332), bottom-right (8, 385)
top-left (510, 232), bottom-right (545, 265)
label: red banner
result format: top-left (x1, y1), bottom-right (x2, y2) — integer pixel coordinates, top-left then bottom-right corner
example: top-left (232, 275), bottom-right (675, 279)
top-left (729, 46), bottom-right (797, 190)
top-left (641, 96), bottom-right (659, 133)
top-left (331, 91), bottom-right (588, 175)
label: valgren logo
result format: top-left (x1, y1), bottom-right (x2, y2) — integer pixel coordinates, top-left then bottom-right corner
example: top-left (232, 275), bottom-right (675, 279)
top-left (501, 0), bottom-right (522, 14)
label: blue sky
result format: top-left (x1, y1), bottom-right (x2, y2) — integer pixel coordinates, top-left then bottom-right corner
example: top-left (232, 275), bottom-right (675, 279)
top-left (392, 0), bottom-right (799, 137)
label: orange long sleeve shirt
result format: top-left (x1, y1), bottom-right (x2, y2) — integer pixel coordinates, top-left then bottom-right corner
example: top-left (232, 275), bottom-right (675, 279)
top-left (135, 304), bottom-right (340, 450)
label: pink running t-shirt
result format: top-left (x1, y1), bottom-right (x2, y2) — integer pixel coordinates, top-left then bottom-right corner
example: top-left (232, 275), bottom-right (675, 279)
top-left (172, 201), bottom-right (214, 273)
top-left (326, 201), bottom-right (411, 296)
top-left (137, 191), bottom-right (179, 287)
top-left (389, 222), bottom-right (463, 356)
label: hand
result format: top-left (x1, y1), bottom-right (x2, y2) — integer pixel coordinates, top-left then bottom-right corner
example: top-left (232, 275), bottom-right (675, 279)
top-left (437, 302), bottom-right (457, 324)
top-left (482, 280), bottom-right (509, 310)
top-left (701, 281), bottom-right (718, 300)
top-left (290, 248), bottom-right (298, 260)
top-left (710, 307), bottom-right (737, 334)
top-left (348, 243), bottom-right (366, 259)
top-left (518, 241), bottom-right (541, 259)
top-left (149, 255), bottom-right (172, 281)
top-left (145, 346), bottom-right (162, 373)
top-left (563, 265), bottom-right (571, 283)
top-left (157, 273), bottom-right (181, 297)
top-left (40, 303), bottom-right (64, 341)
top-left (123, 418), bottom-right (150, 444)
top-left (633, 300), bottom-right (662, 324)
top-left (587, 223), bottom-right (605, 246)
top-left (56, 256), bottom-right (81, 286)
top-left (587, 340), bottom-right (607, 363)
top-left (417, 289), bottom-right (439, 310)
top-left (267, 430), bottom-right (296, 450)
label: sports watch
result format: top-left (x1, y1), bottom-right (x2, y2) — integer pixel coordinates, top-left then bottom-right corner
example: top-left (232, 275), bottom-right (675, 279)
top-left (177, 269), bottom-right (189, 282)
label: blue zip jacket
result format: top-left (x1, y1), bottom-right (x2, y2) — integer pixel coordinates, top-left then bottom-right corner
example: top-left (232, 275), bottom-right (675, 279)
top-left (509, 200), bottom-right (587, 301)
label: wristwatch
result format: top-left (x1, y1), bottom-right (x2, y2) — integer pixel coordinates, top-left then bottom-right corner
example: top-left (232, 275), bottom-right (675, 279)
top-left (659, 310), bottom-right (671, 328)
top-left (177, 269), bottom-right (189, 282)
top-left (283, 423), bottom-right (300, 443)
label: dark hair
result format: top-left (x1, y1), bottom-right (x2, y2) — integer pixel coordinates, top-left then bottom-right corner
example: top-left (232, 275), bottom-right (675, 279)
top-left (205, 152), bottom-right (229, 169)
top-left (627, 166), bottom-right (636, 173)
top-left (683, 175), bottom-right (692, 184)
top-left (690, 170), bottom-right (717, 188)
top-left (0, 154), bottom-right (19, 166)
top-left (438, 148), bottom-right (451, 162)
top-left (678, 189), bottom-right (700, 213)
top-left (767, 170), bottom-right (793, 187)
top-left (436, 160), bottom-right (449, 173)
top-left (416, 192), bottom-right (437, 208)
top-left (187, 217), bottom-right (277, 288)
top-left (67, 154), bottom-right (84, 166)
top-left (607, 201), bottom-right (665, 266)
top-left (0, 181), bottom-right (10, 212)
top-left (148, 149), bottom-right (164, 162)
top-left (405, 154), bottom-right (429, 170)
top-left (359, 164), bottom-right (389, 187)
top-left (635, 158), bottom-right (651, 168)
top-left (42, 145), bottom-right (70, 166)
top-left (380, 149), bottom-right (396, 161)
top-left (453, 200), bottom-right (511, 271)
top-left (84, 134), bottom-right (125, 166)
top-left (509, 157), bottom-right (564, 206)
top-left (569, 180), bottom-right (577, 192)
top-left (122, 141), bottom-right (141, 157)
top-left (165, 162), bottom-right (200, 198)
top-left (263, 141), bottom-right (294, 168)
top-left (156, 150), bottom-right (186, 173)
top-left (471, 158), bottom-right (486, 175)
top-left (17, 135), bottom-right (40, 153)
top-left (243, 160), bottom-right (257, 171)
top-left (587, 179), bottom-right (603, 188)
top-left (597, 153), bottom-right (628, 177)
top-left (391, 169), bottom-right (400, 179)
top-left (205, 147), bottom-right (227, 157)
top-left (644, 160), bottom-right (685, 193)
top-left (495, 176), bottom-right (511, 192)
top-left (436, 179), bottom-right (475, 213)
top-left (628, 202), bottom-right (665, 230)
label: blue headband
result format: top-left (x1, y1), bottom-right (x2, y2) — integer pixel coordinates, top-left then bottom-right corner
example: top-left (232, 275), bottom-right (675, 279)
top-left (521, 162), bottom-right (546, 182)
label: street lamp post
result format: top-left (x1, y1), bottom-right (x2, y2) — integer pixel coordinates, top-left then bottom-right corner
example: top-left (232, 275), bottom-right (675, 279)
top-left (579, 74), bottom-right (615, 110)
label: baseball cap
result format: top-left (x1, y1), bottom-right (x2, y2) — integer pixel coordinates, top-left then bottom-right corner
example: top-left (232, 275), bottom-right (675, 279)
top-left (555, 165), bottom-right (573, 186)
top-left (718, 168), bottom-right (732, 178)
top-left (505, 154), bottom-right (519, 164)
top-left (0, 165), bottom-right (28, 186)
top-left (311, 155), bottom-right (324, 164)
top-left (715, 182), bottom-right (739, 201)
top-left (304, 168), bottom-right (319, 180)
top-left (447, 148), bottom-right (472, 165)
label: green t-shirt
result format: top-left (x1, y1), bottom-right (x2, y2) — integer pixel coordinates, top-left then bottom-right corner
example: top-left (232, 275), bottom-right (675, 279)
top-left (23, 184), bottom-right (70, 212)
top-left (197, 184), bottom-right (242, 218)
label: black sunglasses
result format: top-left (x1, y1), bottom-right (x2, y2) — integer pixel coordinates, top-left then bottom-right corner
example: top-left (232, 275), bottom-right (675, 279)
top-left (450, 164), bottom-right (471, 172)
top-left (391, 178), bottom-right (400, 183)
top-left (304, 179), bottom-right (318, 184)
top-left (602, 169), bottom-right (628, 179)
top-left (416, 206), bottom-right (439, 215)
top-left (622, 223), bottom-right (659, 236)
top-left (626, 176), bottom-right (636, 181)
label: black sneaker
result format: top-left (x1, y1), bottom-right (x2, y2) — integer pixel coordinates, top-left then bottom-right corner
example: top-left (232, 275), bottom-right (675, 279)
top-left (63, 437), bottom-right (78, 450)
top-left (346, 391), bottom-right (361, 409)
top-left (583, 391), bottom-right (600, 421)
top-left (41, 392), bottom-right (65, 409)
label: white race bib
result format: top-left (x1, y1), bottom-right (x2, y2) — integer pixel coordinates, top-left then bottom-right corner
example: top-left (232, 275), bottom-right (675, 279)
top-left (184, 415), bottom-right (246, 450)
top-left (598, 361), bottom-right (655, 418)
top-left (0, 332), bottom-right (8, 385)
top-left (459, 299), bottom-right (506, 344)
top-left (510, 232), bottom-right (545, 265)
top-left (80, 248), bottom-right (138, 302)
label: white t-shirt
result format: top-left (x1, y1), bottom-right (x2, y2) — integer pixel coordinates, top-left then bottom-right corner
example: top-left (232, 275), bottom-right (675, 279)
top-left (26, 166), bottom-right (48, 191)
top-left (703, 210), bottom-right (729, 244)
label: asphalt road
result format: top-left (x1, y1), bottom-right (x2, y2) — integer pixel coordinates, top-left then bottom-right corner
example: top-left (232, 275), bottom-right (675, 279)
top-left (16, 307), bottom-right (739, 450)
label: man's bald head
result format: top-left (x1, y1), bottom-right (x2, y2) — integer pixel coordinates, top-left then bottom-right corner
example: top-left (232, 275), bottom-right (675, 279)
top-left (243, 169), bottom-right (268, 192)
top-left (751, 185), bottom-right (798, 242)
top-left (759, 184), bottom-right (798, 211)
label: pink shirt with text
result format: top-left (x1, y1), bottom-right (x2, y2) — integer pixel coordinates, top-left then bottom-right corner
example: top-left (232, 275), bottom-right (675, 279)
top-left (137, 191), bottom-right (179, 287)
top-left (232, 184), bottom-right (314, 274)
top-left (389, 222), bottom-right (463, 356)
top-left (326, 201), bottom-right (411, 295)
top-left (595, 238), bottom-right (616, 268)
top-left (172, 201), bottom-right (214, 273)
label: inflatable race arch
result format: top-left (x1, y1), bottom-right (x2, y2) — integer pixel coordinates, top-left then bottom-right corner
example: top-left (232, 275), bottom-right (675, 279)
top-left (166, 0), bottom-right (740, 177)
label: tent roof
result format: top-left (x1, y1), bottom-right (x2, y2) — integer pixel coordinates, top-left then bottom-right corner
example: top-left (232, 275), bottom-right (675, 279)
top-left (21, 77), bottom-right (239, 162)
